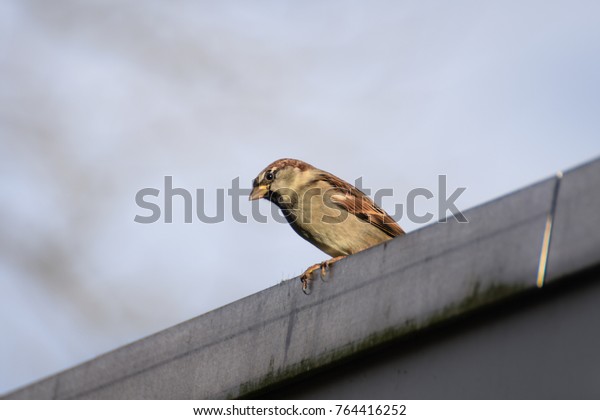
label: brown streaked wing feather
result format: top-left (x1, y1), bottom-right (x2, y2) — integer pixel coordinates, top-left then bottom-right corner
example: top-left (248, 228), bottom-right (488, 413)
top-left (318, 172), bottom-right (405, 238)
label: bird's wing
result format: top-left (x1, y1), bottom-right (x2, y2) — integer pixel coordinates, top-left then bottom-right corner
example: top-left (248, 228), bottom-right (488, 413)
top-left (318, 172), bottom-right (405, 238)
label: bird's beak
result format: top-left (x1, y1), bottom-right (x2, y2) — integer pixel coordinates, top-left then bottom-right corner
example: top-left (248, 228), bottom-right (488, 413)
top-left (249, 184), bottom-right (268, 201)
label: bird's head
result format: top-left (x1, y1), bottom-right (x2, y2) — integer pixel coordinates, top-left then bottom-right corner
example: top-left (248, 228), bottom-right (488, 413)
top-left (249, 158), bottom-right (316, 205)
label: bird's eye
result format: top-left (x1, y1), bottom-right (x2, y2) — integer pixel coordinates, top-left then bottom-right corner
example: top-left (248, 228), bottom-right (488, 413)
top-left (265, 171), bottom-right (274, 181)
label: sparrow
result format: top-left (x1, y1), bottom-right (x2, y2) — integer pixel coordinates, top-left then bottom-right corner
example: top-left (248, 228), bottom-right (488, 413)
top-left (250, 158), bottom-right (404, 293)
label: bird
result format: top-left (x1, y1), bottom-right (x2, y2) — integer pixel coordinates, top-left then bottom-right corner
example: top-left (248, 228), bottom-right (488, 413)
top-left (249, 158), bottom-right (404, 293)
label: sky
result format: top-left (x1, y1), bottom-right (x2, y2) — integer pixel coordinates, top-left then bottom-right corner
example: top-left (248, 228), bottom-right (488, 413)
top-left (1, 0), bottom-right (599, 394)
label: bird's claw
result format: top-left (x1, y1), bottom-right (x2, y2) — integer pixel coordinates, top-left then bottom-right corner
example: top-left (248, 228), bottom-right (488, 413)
top-left (301, 278), bottom-right (312, 295)
top-left (300, 256), bottom-right (345, 293)
top-left (320, 260), bottom-right (330, 279)
top-left (300, 263), bottom-right (320, 295)
top-left (320, 256), bottom-right (344, 280)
